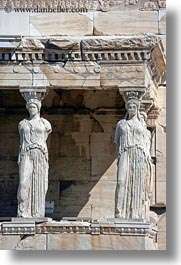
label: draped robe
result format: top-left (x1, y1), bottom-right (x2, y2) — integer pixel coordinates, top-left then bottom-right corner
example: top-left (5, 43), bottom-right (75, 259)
top-left (114, 117), bottom-right (152, 220)
top-left (17, 117), bottom-right (52, 218)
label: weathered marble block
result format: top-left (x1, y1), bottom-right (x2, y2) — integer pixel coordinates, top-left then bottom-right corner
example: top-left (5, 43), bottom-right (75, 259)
top-left (100, 64), bottom-right (145, 88)
top-left (0, 234), bottom-right (47, 250)
top-left (47, 234), bottom-right (156, 250)
top-left (158, 212), bottom-right (166, 250)
top-left (90, 133), bottom-right (115, 157)
top-left (39, 62), bottom-right (101, 89)
top-left (159, 10), bottom-right (166, 35)
top-left (0, 65), bottom-right (33, 87)
top-left (0, 11), bottom-right (30, 36)
top-left (59, 133), bottom-right (90, 157)
top-left (93, 11), bottom-right (159, 35)
top-left (30, 13), bottom-right (94, 36)
top-left (49, 157), bottom-right (91, 181)
top-left (0, 133), bottom-right (19, 156)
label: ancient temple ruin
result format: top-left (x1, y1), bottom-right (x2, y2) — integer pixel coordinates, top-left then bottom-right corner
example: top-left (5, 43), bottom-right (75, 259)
top-left (0, 0), bottom-right (166, 250)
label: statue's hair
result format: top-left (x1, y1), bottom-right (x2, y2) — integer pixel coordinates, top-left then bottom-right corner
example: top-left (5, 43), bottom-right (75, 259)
top-left (125, 98), bottom-right (141, 109)
top-left (26, 98), bottom-right (41, 112)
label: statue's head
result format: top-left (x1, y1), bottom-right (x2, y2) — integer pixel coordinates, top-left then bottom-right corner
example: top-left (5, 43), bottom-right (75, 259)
top-left (126, 98), bottom-right (140, 109)
top-left (126, 99), bottom-right (140, 117)
top-left (26, 99), bottom-right (41, 116)
top-left (123, 92), bottom-right (143, 119)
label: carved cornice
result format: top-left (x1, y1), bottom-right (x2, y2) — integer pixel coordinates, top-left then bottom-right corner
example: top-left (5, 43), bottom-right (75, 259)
top-left (81, 35), bottom-right (158, 50)
top-left (0, 35), bottom-right (166, 126)
top-left (0, 1), bottom-right (166, 12)
top-left (81, 34), bottom-right (158, 62)
top-left (0, 35), bottom-right (165, 81)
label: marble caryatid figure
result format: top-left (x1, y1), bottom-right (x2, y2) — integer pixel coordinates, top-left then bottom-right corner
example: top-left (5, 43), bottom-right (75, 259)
top-left (114, 92), bottom-right (153, 221)
top-left (17, 91), bottom-right (52, 218)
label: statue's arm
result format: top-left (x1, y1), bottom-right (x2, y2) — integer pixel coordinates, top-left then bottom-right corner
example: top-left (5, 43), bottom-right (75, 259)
top-left (114, 121), bottom-right (121, 157)
top-left (18, 120), bottom-right (24, 165)
top-left (144, 129), bottom-right (153, 196)
top-left (145, 129), bottom-right (152, 161)
top-left (41, 118), bottom-right (52, 134)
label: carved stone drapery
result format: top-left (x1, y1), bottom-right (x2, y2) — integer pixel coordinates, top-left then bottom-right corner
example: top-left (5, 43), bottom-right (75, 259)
top-left (17, 86), bottom-right (52, 218)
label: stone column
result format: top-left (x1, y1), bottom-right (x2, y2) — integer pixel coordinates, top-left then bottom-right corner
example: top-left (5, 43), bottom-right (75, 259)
top-left (17, 86), bottom-right (52, 218)
top-left (114, 91), bottom-right (153, 221)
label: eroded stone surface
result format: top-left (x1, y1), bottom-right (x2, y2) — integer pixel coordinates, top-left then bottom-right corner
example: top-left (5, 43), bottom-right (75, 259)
top-left (94, 11), bottom-right (158, 35)
top-left (100, 64), bottom-right (145, 88)
top-left (155, 85), bottom-right (166, 205)
top-left (159, 10), bottom-right (166, 35)
top-left (0, 11), bottom-right (29, 36)
top-left (157, 212), bottom-right (166, 250)
top-left (47, 234), bottom-right (151, 250)
top-left (30, 13), bottom-right (94, 36)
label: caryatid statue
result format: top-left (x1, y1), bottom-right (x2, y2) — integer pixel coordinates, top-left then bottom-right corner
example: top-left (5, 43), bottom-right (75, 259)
top-left (114, 92), bottom-right (153, 221)
top-left (17, 88), bottom-right (52, 218)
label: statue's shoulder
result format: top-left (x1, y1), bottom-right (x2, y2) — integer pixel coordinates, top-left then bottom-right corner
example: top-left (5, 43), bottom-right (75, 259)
top-left (41, 118), bottom-right (52, 132)
top-left (18, 118), bottom-right (28, 128)
top-left (41, 117), bottom-right (51, 126)
top-left (116, 119), bottom-right (126, 127)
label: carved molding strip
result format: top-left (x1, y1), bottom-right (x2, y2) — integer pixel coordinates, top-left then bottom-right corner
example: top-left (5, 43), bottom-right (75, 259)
top-left (0, 49), bottom-right (150, 63)
top-left (0, 220), bottom-right (157, 240)
top-left (0, 221), bottom-right (157, 237)
top-left (82, 50), bottom-right (150, 62)
top-left (1, 222), bottom-right (35, 235)
top-left (0, 1), bottom-right (166, 12)
top-left (0, 35), bottom-right (160, 64)
top-left (34, 221), bottom-right (157, 238)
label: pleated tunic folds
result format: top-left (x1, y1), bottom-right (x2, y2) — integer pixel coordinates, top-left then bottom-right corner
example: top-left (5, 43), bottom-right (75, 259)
top-left (114, 118), bottom-right (152, 220)
top-left (17, 117), bottom-right (52, 218)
